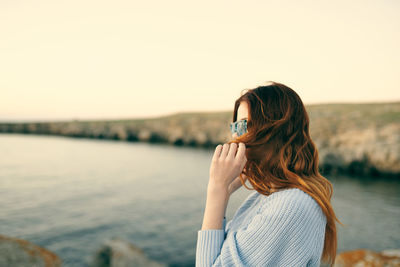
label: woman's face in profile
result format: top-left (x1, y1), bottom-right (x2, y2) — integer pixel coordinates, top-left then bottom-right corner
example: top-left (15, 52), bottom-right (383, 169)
top-left (232, 101), bottom-right (249, 139)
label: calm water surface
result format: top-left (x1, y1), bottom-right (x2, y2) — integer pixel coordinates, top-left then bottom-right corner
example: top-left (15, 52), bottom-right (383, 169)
top-left (0, 134), bottom-right (399, 266)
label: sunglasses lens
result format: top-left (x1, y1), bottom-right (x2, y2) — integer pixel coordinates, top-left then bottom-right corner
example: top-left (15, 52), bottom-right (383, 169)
top-left (230, 122), bottom-right (236, 134)
top-left (231, 120), bottom-right (247, 136)
top-left (237, 120), bottom-right (246, 136)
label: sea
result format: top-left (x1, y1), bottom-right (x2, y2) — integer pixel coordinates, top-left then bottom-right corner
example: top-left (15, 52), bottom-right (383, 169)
top-left (0, 133), bottom-right (399, 266)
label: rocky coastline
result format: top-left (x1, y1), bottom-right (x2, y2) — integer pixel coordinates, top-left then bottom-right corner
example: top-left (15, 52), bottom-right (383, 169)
top-left (1, 102), bottom-right (399, 178)
top-left (1, 234), bottom-right (399, 267)
top-left (0, 235), bottom-right (165, 267)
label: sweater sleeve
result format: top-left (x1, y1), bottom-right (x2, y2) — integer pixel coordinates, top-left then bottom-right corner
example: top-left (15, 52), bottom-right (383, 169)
top-left (196, 194), bottom-right (326, 267)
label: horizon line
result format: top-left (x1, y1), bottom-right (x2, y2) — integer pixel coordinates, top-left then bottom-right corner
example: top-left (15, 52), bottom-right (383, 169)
top-left (1, 99), bottom-right (399, 124)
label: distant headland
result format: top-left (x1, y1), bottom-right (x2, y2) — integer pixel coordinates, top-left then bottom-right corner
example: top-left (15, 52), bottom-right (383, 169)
top-left (1, 102), bottom-right (399, 178)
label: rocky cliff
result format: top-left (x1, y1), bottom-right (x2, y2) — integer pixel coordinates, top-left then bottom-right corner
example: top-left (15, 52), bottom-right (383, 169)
top-left (1, 102), bottom-right (399, 178)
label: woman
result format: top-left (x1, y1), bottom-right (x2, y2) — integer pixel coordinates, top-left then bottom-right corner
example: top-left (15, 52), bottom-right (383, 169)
top-left (196, 81), bottom-right (342, 267)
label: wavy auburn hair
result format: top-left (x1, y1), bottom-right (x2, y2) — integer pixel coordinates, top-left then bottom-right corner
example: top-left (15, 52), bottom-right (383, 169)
top-left (227, 81), bottom-right (343, 266)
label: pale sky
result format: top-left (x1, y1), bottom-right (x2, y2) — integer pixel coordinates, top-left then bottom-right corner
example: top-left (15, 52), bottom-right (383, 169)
top-left (1, 0), bottom-right (399, 122)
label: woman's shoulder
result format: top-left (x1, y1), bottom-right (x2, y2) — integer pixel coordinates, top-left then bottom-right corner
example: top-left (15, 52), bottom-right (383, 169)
top-left (260, 187), bottom-right (319, 207)
top-left (259, 187), bottom-right (327, 223)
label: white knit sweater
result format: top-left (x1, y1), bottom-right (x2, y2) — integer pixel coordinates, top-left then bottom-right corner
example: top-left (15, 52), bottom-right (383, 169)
top-left (196, 187), bottom-right (327, 266)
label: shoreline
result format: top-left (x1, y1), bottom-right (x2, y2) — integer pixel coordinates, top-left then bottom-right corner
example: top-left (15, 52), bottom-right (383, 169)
top-left (1, 102), bottom-right (399, 178)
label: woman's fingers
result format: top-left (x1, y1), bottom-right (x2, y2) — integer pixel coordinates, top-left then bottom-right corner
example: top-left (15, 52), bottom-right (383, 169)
top-left (236, 143), bottom-right (247, 163)
top-left (220, 143), bottom-right (230, 158)
top-left (236, 142), bottom-right (247, 161)
top-left (214, 142), bottom-right (245, 161)
top-left (236, 143), bottom-right (247, 172)
top-left (212, 144), bottom-right (223, 161)
top-left (227, 143), bottom-right (237, 159)
top-left (212, 143), bottom-right (235, 160)
top-left (209, 142), bottom-right (247, 190)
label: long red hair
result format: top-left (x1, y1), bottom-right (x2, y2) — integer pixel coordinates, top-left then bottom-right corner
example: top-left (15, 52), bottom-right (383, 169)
top-left (228, 81), bottom-right (343, 266)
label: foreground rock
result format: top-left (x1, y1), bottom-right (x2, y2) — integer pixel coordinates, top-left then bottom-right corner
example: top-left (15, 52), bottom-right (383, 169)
top-left (92, 237), bottom-right (167, 267)
top-left (334, 249), bottom-right (400, 267)
top-left (0, 234), bottom-right (61, 267)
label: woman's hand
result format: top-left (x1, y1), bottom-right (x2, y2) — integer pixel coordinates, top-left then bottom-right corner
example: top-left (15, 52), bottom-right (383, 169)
top-left (201, 142), bottom-right (247, 230)
top-left (208, 142), bottom-right (247, 195)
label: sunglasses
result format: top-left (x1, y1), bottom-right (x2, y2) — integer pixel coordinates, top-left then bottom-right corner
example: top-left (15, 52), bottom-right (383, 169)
top-left (230, 119), bottom-right (248, 137)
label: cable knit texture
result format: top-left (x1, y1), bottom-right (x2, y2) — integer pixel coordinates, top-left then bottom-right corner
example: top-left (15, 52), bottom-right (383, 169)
top-left (196, 187), bottom-right (327, 267)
